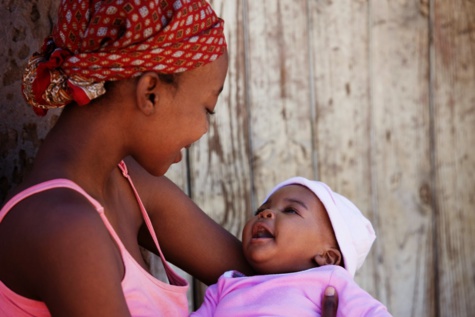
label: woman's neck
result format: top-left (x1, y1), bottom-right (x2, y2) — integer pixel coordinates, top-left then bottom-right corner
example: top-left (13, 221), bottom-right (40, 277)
top-left (25, 103), bottom-right (128, 199)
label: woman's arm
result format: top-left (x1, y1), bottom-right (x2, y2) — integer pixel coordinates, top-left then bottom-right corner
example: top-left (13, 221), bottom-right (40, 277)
top-left (127, 158), bottom-right (254, 285)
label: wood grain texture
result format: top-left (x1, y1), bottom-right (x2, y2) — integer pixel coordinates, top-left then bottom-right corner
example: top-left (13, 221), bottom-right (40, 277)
top-left (0, 0), bottom-right (61, 201)
top-left (245, 0), bottom-right (314, 205)
top-left (370, 1), bottom-right (434, 316)
top-left (307, 0), bottom-right (376, 295)
top-left (432, 0), bottom-right (475, 315)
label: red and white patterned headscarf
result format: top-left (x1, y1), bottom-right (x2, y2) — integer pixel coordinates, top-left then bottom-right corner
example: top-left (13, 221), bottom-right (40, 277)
top-left (22, 0), bottom-right (227, 116)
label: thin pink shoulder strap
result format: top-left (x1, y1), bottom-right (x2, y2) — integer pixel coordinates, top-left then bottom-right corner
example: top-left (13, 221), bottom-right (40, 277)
top-left (118, 161), bottom-right (186, 286)
top-left (0, 179), bottom-right (104, 223)
top-left (0, 177), bottom-right (151, 271)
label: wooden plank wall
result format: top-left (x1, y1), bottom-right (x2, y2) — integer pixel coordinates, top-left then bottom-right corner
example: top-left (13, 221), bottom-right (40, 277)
top-left (172, 0), bottom-right (475, 316)
top-left (1, 1), bottom-right (474, 316)
top-left (432, 1), bottom-right (475, 316)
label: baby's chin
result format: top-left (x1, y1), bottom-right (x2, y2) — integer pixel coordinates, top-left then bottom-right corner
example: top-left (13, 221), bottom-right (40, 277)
top-left (247, 261), bottom-right (288, 275)
top-left (247, 258), bottom-right (319, 275)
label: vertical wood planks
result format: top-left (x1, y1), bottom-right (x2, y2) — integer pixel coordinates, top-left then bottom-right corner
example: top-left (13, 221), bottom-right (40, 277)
top-left (245, 0), bottom-right (314, 206)
top-left (370, 1), bottom-right (434, 315)
top-left (307, 0), bottom-right (376, 295)
top-left (432, 0), bottom-right (475, 315)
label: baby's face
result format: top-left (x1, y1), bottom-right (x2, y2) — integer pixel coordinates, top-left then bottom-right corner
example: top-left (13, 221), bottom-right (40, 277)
top-left (242, 184), bottom-right (336, 274)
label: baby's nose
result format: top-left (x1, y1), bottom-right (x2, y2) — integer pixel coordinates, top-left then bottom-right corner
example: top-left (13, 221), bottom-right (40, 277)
top-left (258, 209), bottom-right (274, 219)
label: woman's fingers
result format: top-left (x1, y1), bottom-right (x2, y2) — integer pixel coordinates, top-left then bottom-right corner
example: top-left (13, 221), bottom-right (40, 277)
top-left (322, 286), bottom-right (338, 317)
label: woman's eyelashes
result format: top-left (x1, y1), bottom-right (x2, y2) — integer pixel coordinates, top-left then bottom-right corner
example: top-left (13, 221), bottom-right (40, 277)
top-left (254, 208), bottom-right (264, 216)
top-left (205, 108), bottom-right (215, 123)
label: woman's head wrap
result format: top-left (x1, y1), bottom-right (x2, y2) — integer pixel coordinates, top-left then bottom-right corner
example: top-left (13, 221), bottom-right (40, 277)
top-left (22, 0), bottom-right (227, 116)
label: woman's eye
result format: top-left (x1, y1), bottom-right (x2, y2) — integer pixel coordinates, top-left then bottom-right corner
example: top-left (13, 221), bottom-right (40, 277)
top-left (254, 209), bottom-right (263, 216)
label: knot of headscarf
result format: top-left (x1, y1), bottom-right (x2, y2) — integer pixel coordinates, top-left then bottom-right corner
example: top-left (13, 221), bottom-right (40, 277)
top-left (22, 0), bottom-right (227, 116)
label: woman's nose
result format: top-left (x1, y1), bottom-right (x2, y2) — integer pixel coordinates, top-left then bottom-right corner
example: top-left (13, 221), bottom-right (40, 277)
top-left (258, 209), bottom-right (274, 219)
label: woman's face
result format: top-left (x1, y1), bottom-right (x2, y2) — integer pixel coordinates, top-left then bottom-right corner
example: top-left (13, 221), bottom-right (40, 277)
top-left (136, 51), bottom-right (229, 176)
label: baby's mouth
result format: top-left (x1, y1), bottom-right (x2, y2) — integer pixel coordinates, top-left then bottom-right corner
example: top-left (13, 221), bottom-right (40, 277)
top-left (252, 224), bottom-right (274, 239)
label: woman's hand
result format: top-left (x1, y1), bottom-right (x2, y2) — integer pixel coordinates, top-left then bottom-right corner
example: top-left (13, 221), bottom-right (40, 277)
top-left (322, 286), bottom-right (338, 317)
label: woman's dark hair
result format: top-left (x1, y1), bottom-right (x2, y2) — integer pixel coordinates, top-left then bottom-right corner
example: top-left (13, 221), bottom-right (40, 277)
top-left (158, 73), bottom-right (181, 89)
top-left (157, 73), bottom-right (177, 84)
top-left (102, 72), bottom-right (181, 95)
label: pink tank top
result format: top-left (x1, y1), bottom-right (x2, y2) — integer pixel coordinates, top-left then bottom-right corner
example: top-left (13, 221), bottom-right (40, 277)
top-left (0, 162), bottom-right (189, 316)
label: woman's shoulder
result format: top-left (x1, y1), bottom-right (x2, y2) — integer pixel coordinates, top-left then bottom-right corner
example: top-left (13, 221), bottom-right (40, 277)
top-left (0, 181), bottom-right (130, 315)
top-left (1, 180), bottom-right (113, 256)
top-left (2, 178), bottom-right (103, 225)
top-left (0, 182), bottom-right (122, 297)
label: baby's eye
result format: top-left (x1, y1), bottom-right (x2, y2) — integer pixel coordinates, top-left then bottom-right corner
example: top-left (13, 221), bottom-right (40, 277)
top-left (283, 208), bottom-right (298, 215)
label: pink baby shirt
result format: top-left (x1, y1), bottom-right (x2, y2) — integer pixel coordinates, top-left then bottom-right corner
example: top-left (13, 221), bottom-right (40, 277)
top-left (191, 266), bottom-right (391, 317)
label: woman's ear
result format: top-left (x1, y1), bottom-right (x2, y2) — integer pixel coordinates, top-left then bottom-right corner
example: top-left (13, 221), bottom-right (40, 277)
top-left (136, 72), bottom-right (160, 116)
top-left (314, 248), bottom-right (342, 267)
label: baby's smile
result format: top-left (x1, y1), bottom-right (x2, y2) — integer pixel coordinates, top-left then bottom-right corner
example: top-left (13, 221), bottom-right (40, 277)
top-left (252, 223), bottom-right (274, 239)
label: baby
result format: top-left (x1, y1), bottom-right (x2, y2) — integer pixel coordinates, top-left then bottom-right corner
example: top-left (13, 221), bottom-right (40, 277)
top-left (191, 177), bottom-right (391, 316)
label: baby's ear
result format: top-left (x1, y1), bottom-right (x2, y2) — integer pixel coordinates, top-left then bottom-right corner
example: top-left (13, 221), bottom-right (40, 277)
top-left (314, 248), bottom-right (342, 266)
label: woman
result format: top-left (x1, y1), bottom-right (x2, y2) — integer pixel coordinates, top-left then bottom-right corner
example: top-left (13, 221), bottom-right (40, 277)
top-left (0, 1), bottom-right (338, 316)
